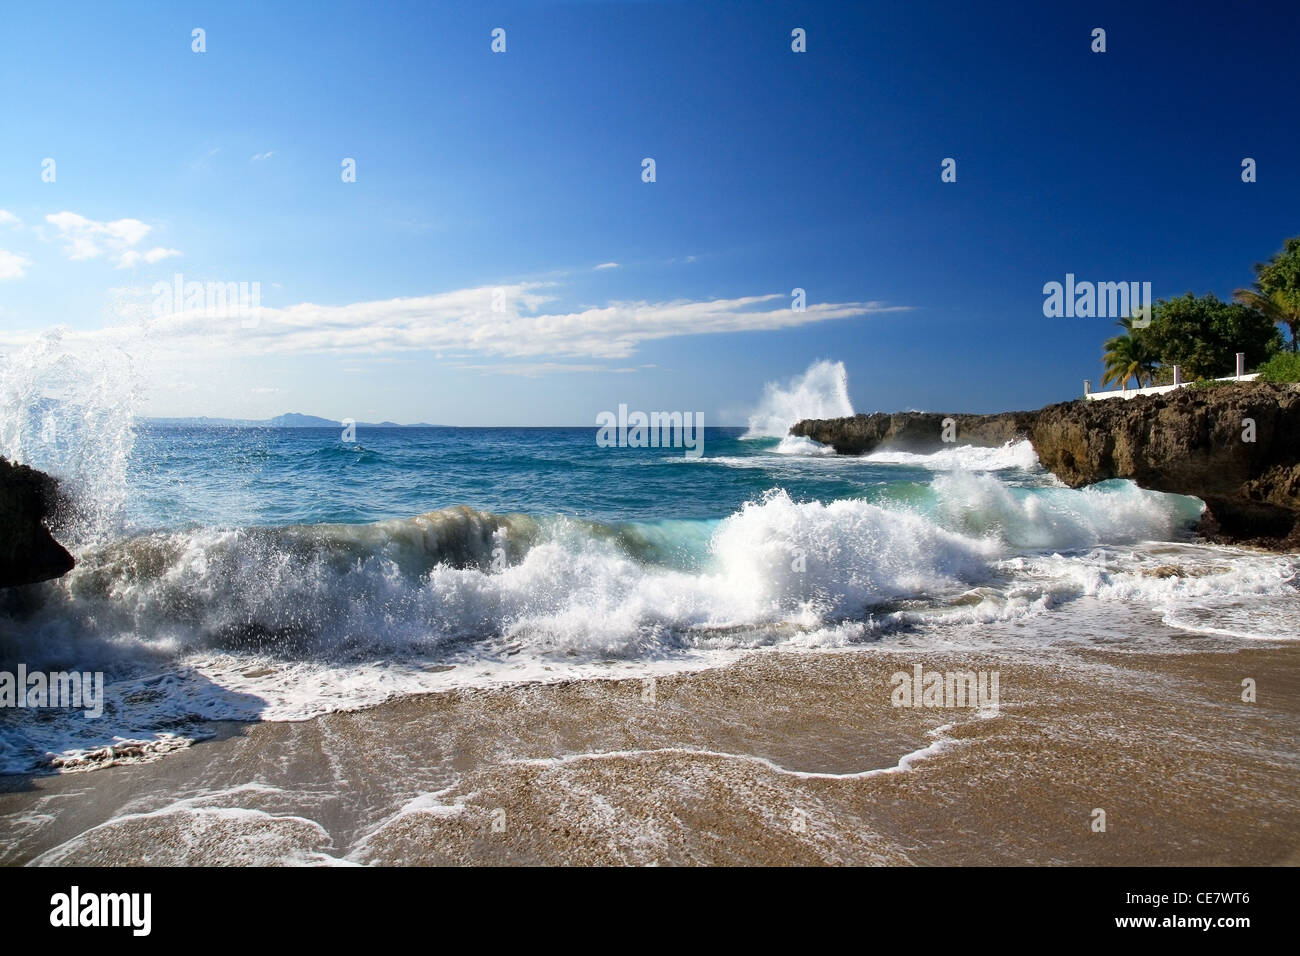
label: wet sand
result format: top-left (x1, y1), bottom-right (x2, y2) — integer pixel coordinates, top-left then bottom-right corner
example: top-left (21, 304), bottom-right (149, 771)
top-left (1, 636), bottom-right (1297, 866)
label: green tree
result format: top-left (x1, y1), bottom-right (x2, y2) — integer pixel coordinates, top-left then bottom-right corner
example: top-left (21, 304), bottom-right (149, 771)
top-left (1100, 316), bottom-right (1158, 389)
top-left (1255, 352), bottom-right (1300, 383)
top-left (1143, 292), bottom-right (1280, 380)
top-left (1235, 236), bottom-right (1300, 352)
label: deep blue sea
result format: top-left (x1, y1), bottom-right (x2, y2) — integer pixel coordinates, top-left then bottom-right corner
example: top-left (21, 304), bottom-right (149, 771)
top-left (128, 425), bottom-right (866, 528)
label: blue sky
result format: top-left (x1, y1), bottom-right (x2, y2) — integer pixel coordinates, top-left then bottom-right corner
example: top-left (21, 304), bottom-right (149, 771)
top-left (0, 0), bottom-right (1296, 425)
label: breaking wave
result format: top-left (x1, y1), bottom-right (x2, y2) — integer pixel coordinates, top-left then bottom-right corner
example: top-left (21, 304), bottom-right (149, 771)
top-left (0, 479), bottom-right (1221, 669)
top-left (2, 478), bottom-right (1294, 774)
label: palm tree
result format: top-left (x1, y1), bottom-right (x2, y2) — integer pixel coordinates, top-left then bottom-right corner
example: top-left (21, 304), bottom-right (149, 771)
top-left (1233, 286), bottom-right (1300, 353)
top-left (1101, 316), bottom-right (1158, 389)
top-left (1236, 237), bottom-right (1300, 353)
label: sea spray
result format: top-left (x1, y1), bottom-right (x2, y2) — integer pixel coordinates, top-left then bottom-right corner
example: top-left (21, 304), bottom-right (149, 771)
top-left (0, 329), bottom-right (140, 545)
top-left (744, 360), bottom-right (854, 438)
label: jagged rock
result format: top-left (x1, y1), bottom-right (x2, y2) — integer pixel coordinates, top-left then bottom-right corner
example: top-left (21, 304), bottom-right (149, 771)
top-left (1029, 383), bottom-right (1300, 547)
top-left (790, 382), bottom-right (1300, 551)
top-left (0, 457), bottom-right (75, 587)
top-left (789, 410), bottom-right (1038, 455)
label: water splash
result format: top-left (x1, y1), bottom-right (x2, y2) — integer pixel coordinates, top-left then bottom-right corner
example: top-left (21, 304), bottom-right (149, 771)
top-left (744, 360), bottom-right (854, 438)
top-left (0, 329), bottom-right (139, 545)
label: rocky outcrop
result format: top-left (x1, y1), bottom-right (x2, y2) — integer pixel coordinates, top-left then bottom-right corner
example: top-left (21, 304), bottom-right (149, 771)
top-left (790, 382), bottom-right (1300, 550)
top-left (1029, 383), bottom-right (1300, 549)
top-left (0, 457), bottom-right (75, 587)
top-left (789, 411), bottom-right (1039, 456)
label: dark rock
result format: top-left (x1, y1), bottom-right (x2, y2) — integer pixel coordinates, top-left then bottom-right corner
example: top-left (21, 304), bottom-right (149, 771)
top-left (1029, 383), bottom-right (1300, 548)
top-left (789, 410), bottom-right (1038, 456)
top-left (0, 456), bottom-right (76, 587)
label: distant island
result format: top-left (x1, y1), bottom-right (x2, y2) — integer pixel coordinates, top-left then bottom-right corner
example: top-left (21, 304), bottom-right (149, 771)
top-left (144, 412), bottom-right (447, 428)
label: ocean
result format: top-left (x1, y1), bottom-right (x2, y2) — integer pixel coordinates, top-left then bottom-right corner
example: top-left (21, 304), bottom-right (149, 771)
top-left (1, 410), bottom-right (1296, 779)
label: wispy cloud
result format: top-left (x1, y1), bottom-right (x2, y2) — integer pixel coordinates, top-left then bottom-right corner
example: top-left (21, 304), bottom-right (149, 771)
top-left (250, 151), bottom-right (276, 163)
top-left (452, 361), bottom-right (641, 377)
top-left (0, 210), bottom-right (20, 227)
top-left (593, 262), bottom-right (620, 270)
top-left (44, 211), bottom-right (180, 268)
top-left (1, 281), bottom-right (909, 362)
top-left (0, 250), bottom-right (30, 280)
top-left (190, 147), bottom-right (221, 171)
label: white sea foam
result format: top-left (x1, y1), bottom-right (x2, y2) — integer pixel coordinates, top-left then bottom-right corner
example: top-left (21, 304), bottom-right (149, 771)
top-left (863, 440), bottom-right (1041, 472)
top-left (31, 783), bottom-right (343, 866)
top-left (774, 435), bottom-right (836, 456)
top-left (0, 489), bottom-right (1263, 668)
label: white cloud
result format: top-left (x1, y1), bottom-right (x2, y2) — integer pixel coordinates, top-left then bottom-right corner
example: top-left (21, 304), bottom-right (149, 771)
top-left (44, 211), bottom-right (178, 268)
top-left (250, 151), bottom-right (276, 162)
top-left (594, 262), bottom-right (620, 270)
top-left (0, 210), bottom-right (20, 227)
top-left (115, 247), bottom-right (182, 269)
top-left (0, 281), bottom-right (909, 362)
top-left (0, 250), bottom-right (30, 280)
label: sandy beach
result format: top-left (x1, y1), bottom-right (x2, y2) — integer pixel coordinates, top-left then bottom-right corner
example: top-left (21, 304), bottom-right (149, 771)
top-left (4, 617), bottom-right (1296, 867)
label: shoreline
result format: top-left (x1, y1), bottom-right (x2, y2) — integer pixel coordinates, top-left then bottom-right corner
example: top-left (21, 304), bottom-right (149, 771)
top-left (4, 629), bottom-right (1296, 866)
